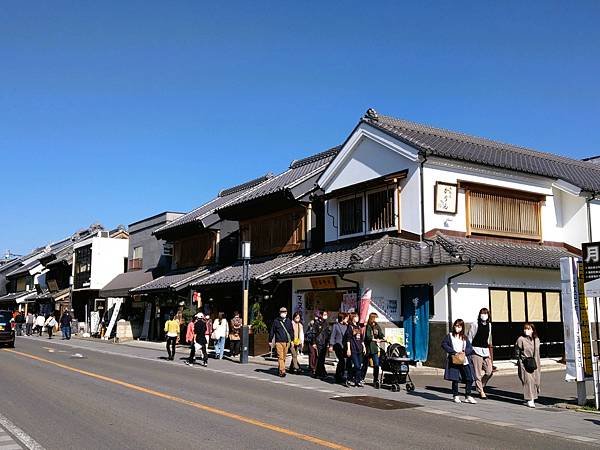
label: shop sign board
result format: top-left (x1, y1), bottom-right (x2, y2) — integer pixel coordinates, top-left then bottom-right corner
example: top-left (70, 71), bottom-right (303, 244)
top-left (560, 257), bottom-right (593, 381)
top-left (341, 293), bottom-right (357, 313)
top-left (310, 276), bottom-right (336, 289)
top-left (583, 242), bottom-right (600, 297)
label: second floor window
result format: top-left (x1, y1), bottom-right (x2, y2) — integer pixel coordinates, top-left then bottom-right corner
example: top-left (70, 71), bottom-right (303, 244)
top-left (465, 184), bottom-right (543, 240)
top-left (74, 245), bottom-right (92, 288)
top-left (339, 197), bottom-right (363, 236)
top-left (338, 185), bottom-right (398, 238)
top-left (129, 246), bottom-right (143, 271)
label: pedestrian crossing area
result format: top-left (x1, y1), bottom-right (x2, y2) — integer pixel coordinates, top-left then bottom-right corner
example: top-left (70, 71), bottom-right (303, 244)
top-left (0, 426), bottom-right (22, 450)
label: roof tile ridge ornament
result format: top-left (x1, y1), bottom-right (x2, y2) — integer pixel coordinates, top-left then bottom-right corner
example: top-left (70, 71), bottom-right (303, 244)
top-left (364, 108), bottom-right (379, 121)
top-left (433, 232), bottom-right (465, 259)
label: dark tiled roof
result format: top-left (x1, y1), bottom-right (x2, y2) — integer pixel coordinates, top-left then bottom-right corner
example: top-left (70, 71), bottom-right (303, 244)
top-left (130, 266), bottom-right (217, 294)
top-left (362, 110), bottom-right (600, 193)
top-left (278, 236), bottom-right (457, 277)
top-left (5, 260), bottom-right (43, 278)
top-left (100, 270), bottom-right (155, 297)
top-left (192, 253), bottom-right (305, 287)
top-left (433, 233), bottom-right (577, 269)
top-left (153, 174), bottom-right (273, 236)
top-left (0, 291), bottom-right (36, 303)
top-left (221, 146), bottom-right (341, 209)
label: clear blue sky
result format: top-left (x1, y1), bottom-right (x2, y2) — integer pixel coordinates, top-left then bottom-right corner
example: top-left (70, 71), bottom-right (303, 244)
top-left (1, 1), bottom-right (599, 255)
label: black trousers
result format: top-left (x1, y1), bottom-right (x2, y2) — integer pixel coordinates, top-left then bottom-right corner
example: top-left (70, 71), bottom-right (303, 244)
top-left (230, 339), bottom-right (241, 357)
top-left (26, 323), bottom-right (33, 335)
top-left (188, 343), bottom-right (196, 363)
top-left (316, 346), bottom-right (328, 377)
top-left (47, 326), bottom-right (53, 339)
top-left (166, 336), bottom-right (177, 359)
top-left (333, 344), bottom-right (347, 382)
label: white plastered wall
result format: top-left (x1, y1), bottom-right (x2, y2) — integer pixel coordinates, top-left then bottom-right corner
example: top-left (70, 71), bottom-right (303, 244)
top-left (90, 237), bottom-right (129, 290)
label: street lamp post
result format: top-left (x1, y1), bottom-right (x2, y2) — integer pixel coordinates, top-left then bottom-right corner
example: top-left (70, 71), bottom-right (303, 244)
top-left (240, 241), bottom-right (251, 364)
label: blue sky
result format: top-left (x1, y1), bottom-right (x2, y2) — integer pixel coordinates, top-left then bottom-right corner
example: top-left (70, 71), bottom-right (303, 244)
top-left (1, 1), bottom-right (599, 255)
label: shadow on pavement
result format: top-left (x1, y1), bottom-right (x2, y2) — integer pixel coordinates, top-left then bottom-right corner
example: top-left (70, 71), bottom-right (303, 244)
top-left (424, 384), bottom-right (564, 406)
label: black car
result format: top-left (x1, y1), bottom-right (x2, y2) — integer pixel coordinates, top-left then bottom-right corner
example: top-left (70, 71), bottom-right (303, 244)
top-left (0, 310), bottom-right (15, 348)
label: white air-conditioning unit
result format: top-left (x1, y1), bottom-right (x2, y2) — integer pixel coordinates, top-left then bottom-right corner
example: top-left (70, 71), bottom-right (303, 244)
top-left (99, 231), bottom-right (110, 238)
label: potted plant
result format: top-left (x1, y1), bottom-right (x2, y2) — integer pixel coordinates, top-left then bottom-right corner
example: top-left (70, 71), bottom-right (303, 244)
top-left (249, 302), bottom-right (269, 356)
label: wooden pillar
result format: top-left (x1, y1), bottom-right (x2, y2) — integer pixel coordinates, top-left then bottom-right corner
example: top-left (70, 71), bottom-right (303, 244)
top-left (305, 203), bottom-right (313, 249)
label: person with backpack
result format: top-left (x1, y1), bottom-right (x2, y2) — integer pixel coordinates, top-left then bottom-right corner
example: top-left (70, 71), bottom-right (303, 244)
top-left (269, 307), bottom-right (294, 377)
top-left (306, 311), bottom-right (330, 378)
top-left (515, 323), bottom-right (541, 408)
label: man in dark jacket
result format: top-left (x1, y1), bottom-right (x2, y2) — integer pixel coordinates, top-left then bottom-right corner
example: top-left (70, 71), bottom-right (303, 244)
top-left (269, 307), bottom-right (294, 378)
top-left (60, 310), bottom-right (72, 340)
top-left (14, 312), bottom-right (25, 336)
top-left (193, 313), bottom-right (208, 366)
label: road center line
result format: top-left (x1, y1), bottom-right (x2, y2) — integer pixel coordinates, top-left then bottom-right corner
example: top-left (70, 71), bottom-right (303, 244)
top-left (3, 349), bottom-right (350, 450)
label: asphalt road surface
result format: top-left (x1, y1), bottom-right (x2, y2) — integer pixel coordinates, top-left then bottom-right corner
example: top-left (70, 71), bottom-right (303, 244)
top-left (0, 338), bottom-right (595, 450)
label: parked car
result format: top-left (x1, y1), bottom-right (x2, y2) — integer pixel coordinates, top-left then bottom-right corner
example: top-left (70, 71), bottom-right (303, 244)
top-left (0, 310), bottom-right (15, 348)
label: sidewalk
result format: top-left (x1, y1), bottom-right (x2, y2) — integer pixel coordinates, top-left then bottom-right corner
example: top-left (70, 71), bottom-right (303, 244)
top-left (17, 334), bottom-right (600, 445)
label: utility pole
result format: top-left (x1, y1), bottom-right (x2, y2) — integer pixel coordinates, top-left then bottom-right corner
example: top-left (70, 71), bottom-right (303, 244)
top-left (240, 241), bottom-right (251, 364)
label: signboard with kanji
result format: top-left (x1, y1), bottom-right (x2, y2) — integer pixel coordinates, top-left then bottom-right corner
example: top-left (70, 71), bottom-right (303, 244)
top-left (583, 242), bottom-right (600, 297)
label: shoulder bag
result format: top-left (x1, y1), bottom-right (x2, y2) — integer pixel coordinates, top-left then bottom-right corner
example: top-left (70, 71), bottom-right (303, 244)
top-left (451, 338), bottom-right (466, 365)
top-left (522, 339), bottom-right (538, 373)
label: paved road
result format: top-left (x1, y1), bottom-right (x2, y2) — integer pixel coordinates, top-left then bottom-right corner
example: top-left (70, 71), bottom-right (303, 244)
top-left (0, 338), bottom-right (596, 450)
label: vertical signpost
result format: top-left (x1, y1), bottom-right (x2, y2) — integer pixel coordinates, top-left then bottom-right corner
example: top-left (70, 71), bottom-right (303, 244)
top-left (582, 243), bottom-right (600, 409)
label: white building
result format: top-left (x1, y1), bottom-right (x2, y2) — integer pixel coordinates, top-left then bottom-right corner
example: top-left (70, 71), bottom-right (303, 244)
top-left (277, 109), bottom-right (600, 365)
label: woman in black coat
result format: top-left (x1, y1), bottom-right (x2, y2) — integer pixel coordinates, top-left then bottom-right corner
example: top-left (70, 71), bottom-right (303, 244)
top-left (441, 319), bottom-right (476, 404)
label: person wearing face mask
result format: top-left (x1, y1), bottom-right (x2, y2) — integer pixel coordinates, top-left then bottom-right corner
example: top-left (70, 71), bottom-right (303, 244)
top-left (329, 313), bottom-right (349, 385)
top-left (515, 323), bottom-right (541, 408)
top-left (289, 311), bottom-right (304, 374)
top-left (441, 319), bottom-right (477, 404)
top-left (306, 311), bottom-right (331, 378)
top-left (345, 312), bottom-right (365, 387)
top-left (269, 307), bottom-right (295, 377)
top-left (467, 308), bottom-right (493, 399)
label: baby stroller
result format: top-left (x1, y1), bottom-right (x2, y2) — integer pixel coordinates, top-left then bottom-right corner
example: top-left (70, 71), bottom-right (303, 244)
top-left (379, 343), bottom-right (415, 392)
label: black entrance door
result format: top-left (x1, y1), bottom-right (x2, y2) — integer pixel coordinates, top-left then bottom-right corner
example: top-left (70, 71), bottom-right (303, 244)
top-left (489, 289), bottom-right (563, 360)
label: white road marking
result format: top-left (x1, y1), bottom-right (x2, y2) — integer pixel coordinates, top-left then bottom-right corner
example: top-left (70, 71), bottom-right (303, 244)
top-left (525, 428), bottom-right (557, 435)
top-left (0, 413), bottom-right (45, 450)
top-left (566, 435), bottom-right (597, 442)
top-left (486, 421), bottom-right (514, 427)
top-left (461, 416), bottom-right (482, 421)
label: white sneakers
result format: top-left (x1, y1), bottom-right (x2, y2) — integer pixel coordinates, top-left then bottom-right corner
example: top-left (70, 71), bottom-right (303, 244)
top-left (527, 400), bottom-right (536, 408)
top-left (453, 396), bottom-right (477, 404)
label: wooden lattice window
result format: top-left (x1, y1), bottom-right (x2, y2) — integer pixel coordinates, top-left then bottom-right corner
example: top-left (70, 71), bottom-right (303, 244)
top-left (465, 184), bottom-right (543, 240)
top-left (339, 197), bottom-right (363, 236)
top-left (367, 187), bottom-right (396, 232)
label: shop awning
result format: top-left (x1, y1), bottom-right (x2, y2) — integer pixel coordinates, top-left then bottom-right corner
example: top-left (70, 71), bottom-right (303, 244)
top-left (0, 291), bottom-right (37, 304)
top-left (191, 252), bottom-right (305, 287)
top-left (130, 266), bottom-right (219, 295)
top-left (100, 270), bottom-right (155, 298)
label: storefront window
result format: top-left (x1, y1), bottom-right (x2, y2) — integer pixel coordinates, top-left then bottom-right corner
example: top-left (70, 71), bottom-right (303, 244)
top-left (490, 290), bottom-right (508, 322)
top-left (510, 291), bottom-right (526, 322)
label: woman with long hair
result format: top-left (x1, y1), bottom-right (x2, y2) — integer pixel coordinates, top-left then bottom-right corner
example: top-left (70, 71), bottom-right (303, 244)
top-left (441, 319), bottom-right (476, 403)
top-left (329, 312), bottom-right (349, 384)
top-left (212, 312), bottom-right (229, 359)
top-left (364, 312), bottom-right (385, 389)
top-left (515, 323), bottom-right (541, 408)
top-left (467, 307), bottom-right (493, 399)
top-left (344, 312), bottom-right (365, 387)
top-left (289, 311), bottom-right (304, 374)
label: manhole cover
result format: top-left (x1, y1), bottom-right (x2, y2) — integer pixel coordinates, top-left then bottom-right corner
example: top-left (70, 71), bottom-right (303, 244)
top-left (331, 396), bottom-right (420, 410)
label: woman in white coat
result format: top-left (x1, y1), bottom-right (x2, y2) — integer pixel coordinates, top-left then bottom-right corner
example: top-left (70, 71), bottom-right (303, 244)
top-left (212, 312), bottom-right (229, 359)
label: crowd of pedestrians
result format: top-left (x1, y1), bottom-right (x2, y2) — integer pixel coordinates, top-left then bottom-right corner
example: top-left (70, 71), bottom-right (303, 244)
top-left (9, 310), bottom-right (74, 340)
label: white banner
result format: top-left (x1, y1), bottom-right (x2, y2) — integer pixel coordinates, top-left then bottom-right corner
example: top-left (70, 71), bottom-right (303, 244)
top-left (561, 257), bottom-right (585, 382)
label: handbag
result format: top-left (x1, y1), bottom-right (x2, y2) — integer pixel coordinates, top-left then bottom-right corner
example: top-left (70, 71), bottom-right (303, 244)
top-left (451, 338), bottom-right (466, 365)
top-left (522, 341), bottom-right (537, 373)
